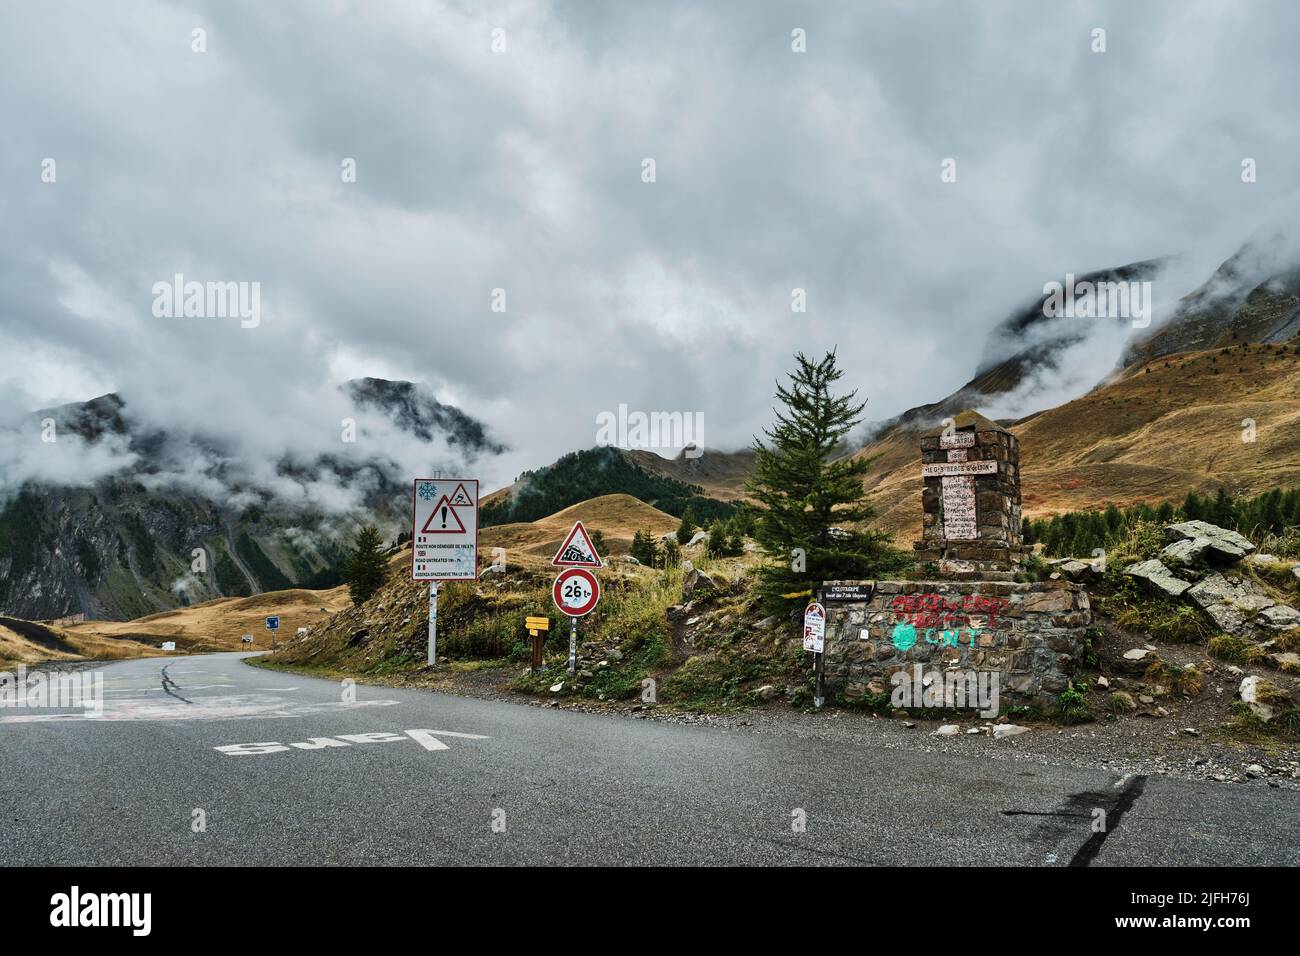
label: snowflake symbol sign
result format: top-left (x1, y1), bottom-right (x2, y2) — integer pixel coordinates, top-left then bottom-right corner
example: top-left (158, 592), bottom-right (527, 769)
top-left (417, 482), bottom-right (437, 502)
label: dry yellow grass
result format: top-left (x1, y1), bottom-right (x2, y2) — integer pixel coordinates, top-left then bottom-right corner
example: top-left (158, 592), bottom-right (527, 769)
top-left (857, 344), bottom-right (1300, 542)
top-left (60, 586), bottom-right (351, 655)
top-left (480, 493), bottom-right (680, 568)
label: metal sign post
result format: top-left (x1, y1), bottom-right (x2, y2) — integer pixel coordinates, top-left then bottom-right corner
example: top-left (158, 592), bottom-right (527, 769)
top-left (428, 581), bottom-right (439, 666)
top-left (568, 617), bottom-right (577, 674)
top-left (803, 598), bottom-right (826, 709)
top-left (411, 478), bottom-right (478, 669)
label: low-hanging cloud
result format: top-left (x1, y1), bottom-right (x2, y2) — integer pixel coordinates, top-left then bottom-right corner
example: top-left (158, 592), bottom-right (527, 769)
top-left (3, 0), bottom-right (1300, 500)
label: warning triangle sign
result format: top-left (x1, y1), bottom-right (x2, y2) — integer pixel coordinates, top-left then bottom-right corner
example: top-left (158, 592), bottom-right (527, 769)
top-left (420, 495), bottom-right (468, 534)
top-left (551, 520), bottom-right (602, 567)
top-left (448, 482), bottom-right (474, 507)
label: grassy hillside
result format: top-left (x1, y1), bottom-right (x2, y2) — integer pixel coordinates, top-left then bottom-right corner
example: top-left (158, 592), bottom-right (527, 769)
top-left (480, 493), bottom-right (680, 568)
top-left (481, 445), bottom-right (738, 527)
top-left (859, 342), bottom-right (1300, 541)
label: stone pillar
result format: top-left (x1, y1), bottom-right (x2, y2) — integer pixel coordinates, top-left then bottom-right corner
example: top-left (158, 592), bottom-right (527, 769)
top-left (913, 413), bottom-right (1022, 577)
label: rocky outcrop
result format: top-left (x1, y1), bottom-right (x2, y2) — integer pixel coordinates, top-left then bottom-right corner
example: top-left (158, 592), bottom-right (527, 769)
top-left (1162, 520), bottom-right (1256, 563)
top-left (1124, 559), bottom-right (1192, 597)
top-left (1122, 521), bottom-right (1300, 640)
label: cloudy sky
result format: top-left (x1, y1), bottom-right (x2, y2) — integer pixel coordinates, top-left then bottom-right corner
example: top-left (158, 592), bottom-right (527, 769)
top-left (2, 0), bottom-right (1298, 495)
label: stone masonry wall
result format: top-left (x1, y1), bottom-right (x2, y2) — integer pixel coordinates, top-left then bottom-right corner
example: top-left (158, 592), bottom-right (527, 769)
top-left (822, 579), bottom-right (1090, 707)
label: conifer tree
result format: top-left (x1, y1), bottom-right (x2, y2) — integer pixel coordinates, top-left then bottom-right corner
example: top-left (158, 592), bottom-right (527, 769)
top-left (748, 351), bottom-right (900, 609)
top-left (345, 524), bottom-right (388, 606)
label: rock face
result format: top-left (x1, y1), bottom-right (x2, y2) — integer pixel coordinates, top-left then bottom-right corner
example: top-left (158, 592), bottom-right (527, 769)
top-left (821, 579), bottom-right (1089, 708)
top-left (1187, 572), bottom-right (1279, 637)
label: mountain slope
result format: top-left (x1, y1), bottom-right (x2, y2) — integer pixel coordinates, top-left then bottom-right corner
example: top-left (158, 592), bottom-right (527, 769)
top-left (481, 445), bottom-right (738, 527)
top-left (0, 379), bottom-right (502, 621)
top-left (480, 493), bottom-right (680, 567)
top-left (859, 342), bottom-right (1300, 542)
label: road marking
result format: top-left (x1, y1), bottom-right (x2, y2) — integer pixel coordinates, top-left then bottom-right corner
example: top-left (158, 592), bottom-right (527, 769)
top-left (1, 696), bottom-right (401, 723)
top-left (214, 728), bottom-right (490, 756)
top-left (406, 729), bottom-right (490, 751)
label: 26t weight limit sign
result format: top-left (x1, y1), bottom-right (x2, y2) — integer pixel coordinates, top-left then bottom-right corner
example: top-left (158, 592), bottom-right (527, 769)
top-left (553, 567), bottom-right (600, 617)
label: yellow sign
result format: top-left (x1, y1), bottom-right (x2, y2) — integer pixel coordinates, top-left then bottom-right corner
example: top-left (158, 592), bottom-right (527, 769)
top-left (525, 617), bottom-right (550, 631)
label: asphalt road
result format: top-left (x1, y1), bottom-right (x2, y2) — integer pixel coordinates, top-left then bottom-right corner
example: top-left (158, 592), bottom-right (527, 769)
top-left (1, 652), bottom-right (1296, 866)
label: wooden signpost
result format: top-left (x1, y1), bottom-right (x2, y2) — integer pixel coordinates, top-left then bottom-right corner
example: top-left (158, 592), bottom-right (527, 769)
top-left (525, 616), bottom-right (550, 674)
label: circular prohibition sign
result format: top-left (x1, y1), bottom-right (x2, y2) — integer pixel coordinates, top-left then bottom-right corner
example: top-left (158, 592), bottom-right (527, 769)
top-left (552, 567), bottom-right (601, 617)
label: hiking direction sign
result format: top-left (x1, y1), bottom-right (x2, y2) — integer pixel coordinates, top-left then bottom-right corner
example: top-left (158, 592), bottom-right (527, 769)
top-left (551, 520), bottom-right (603, 568)
top-left (412, 478), bottom-right (479, 581)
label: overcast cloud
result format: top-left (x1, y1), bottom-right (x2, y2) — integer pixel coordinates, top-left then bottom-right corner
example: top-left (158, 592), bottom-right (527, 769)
top-left (2, 0), bottom-right (1298, 495)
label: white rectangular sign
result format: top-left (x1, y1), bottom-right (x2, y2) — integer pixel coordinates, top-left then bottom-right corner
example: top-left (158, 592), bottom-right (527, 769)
top-left (922, 460), bottom-right (997, 478)
top-left (939, 431), bottom-right (976, 449)
top-left (412, 479), bottom-right (479, 581)
top-left (802, 602), bottom-right (826, 654)
top-left (941, 475), bottom-right (977, 539)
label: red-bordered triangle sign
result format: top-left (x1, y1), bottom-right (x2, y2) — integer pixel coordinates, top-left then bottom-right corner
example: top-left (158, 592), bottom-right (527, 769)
top-left (448, 482), bottom-right (474, 507)
top-left (420, 495), bottom-right (468, 534)
top-left (551, 520), bottom-right (602, 567)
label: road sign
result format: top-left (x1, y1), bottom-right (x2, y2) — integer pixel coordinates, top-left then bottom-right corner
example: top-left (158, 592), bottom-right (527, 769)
top-left (241, 634), bottom-right (253, 645)
top-left (412, 478), bottom-right (478, 581)
top-left (551, 520), bottom-right (603, 568)
top-left (802, 602), bottom-right (825, 653)
top-left (525, 616), bottom-right (550, 632)
top-left (553, 567), bottom-right (601, 617)
top-left (265, 616), bottom-right (280, 631)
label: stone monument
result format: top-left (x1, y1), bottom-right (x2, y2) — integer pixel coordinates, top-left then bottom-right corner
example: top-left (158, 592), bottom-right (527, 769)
top-left (819, 410), bottom-right (1089, 710)
top-left (913, 411), bottom-right (1023, 578)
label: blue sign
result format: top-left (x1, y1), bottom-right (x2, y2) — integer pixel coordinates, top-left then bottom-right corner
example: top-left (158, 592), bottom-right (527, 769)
top-left (265, 616), bottom-right (280, 631)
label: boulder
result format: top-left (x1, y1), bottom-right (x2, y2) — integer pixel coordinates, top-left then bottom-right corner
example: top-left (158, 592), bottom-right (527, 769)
top-left (1270, 652), bottom-right (1300, 671)
top-left (1258, 605), bottom-right (1300, 629)
top-left (993, 724), bottom-right (1030, 739)
top-left (1238, 675), bottom-right (1290, 722)
top-left (1187, 572), bottom-right (1275, 635)
top-left (1123, 559), bottom-right (1192, 597)
top-left (1163, 520), bottom-right (1256, 562)
top-left (1049, 558), bottom-right (1099, 580)
top-left (682, 568), bottom-right (717, 598)
top-left (932, 724), bottom-right (961, 736)
top-left (686, 531), bottom-right (708, 548)
top-left (1109, 690), bottom-right (1138, 711)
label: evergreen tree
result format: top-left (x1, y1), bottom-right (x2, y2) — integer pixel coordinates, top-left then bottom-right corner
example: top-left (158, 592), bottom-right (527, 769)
top-left (747, 350), bottom-right (900, 608)
top-left (629, 528), bottom-right (659, 566)
top-left (1103, 504), bottom-right (1123, 536)
top-left (589, 528), bottom-right (607, 560)
top-left (662, 538), bottom-right (682, 568)
top-left (675, 510), bottom-right (697, 545)
top-left (345, 524), bottom-right (388, 606)
top-left (707, 520), bottom-right (729, 557)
